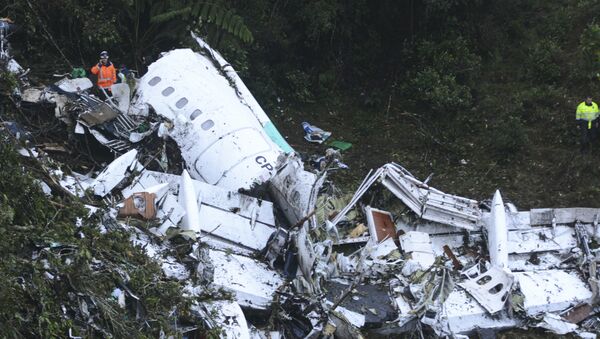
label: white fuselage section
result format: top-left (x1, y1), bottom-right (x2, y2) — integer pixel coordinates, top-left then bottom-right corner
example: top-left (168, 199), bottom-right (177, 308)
top-left (134, 48), bottom-right (285, 190)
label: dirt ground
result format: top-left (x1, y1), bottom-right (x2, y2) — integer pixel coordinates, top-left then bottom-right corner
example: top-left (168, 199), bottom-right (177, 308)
top-left (271, 99), bottom-right (600, 211)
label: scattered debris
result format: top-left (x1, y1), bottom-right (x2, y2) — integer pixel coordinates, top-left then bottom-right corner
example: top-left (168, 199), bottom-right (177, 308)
top-left (302, 121), bottom-right (332, 144)
top-left (4, 28), bottom-right (600, 338)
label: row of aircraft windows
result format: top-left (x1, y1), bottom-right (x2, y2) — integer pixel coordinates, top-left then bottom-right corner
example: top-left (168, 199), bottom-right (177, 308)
top-left (148, 76), bottom-right (213, 130)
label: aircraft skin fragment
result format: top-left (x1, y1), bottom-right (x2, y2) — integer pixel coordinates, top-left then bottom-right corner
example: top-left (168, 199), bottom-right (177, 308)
top-left (489, 190), bottom-right (509, 268)
top-left (179, 170), bottom-right (201, 233)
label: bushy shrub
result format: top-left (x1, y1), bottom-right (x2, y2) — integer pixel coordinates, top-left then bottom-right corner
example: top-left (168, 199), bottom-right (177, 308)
top-left (487, 114), bottom-right (528, 160)
top-left (408, 67), bottom-right (473, 112)
top-left (523, 38), bottom-right (563, 83)
top-left (284, 69), bottom-right (315, 103)
top-left (578, 23), bottom-right (600, 80)
top-left (402, 36), bottom-right (480, 114)
top-left (414, 37), bottom-right (482, 80)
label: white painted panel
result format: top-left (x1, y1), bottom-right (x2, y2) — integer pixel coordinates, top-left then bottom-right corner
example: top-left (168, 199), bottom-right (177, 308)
top-left (209, 249), bottom-right (283, 309)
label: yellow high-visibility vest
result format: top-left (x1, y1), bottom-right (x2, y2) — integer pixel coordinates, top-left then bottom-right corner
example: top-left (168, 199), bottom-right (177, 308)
top-left (576, 101), bottom-right (599, 120)
top-left (576, 101), bottom-right (599, 129)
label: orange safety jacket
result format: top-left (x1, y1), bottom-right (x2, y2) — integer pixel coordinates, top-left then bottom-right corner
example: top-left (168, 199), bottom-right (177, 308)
top-left (91, 62), bottom-right (116, 89)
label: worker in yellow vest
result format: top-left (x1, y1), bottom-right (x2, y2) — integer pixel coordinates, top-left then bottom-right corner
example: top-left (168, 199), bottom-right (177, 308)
top-left (576, 96), bottom-right (600, 153)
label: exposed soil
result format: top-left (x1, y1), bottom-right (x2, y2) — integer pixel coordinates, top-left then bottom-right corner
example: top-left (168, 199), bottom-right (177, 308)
top-left (272, 96), bottom-right (600, 211)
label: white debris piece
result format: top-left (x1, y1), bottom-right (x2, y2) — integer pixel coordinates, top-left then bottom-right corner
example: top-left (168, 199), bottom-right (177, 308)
top-left (202, 300), bottom-right (250, 339)
top-left (153, 193), bottom-right (185, 236)
top-left (179, 170), bottom-right (201, 233)
top-left (129, 171), bottom-right (276, 227)
top-left (458, 265), bottom-right (514, 314)
top-left (516, 270), bottom-right (593, 316)
top-left (508, 225), bottom-right (577, 254)
top-left (110, 83), bottom-right (131, 114)
top-left (399, 231), bottom-right (435, 269)
top-left (161, 256), bottom-right (190, 281)
top-left (489, 190), bottom-right (508, 268)
top-left (207, 249), bottom-right (283, 310)
top-left (369, 237), bottom-right (398, 259)
top-left (535, 313), bottom-right (578, 335)
top-left (325, 302), bottom-right (365, 328)
top-left (55, 77), bottom-right (93, 93)
top-left (111, 288), bottom-right (126, 308)
top-left (35, 179), bottom-right (52, 196)
top-left (90, 149), bottom-right (142, 197)
top-left (441, 289), bottom-right (519, 334)
top-left (59, 172), bottom-right (93, 197)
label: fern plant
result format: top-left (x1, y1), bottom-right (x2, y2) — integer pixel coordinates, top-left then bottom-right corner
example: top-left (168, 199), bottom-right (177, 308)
top-left (150, 1), bottom-right (254, 44)
top-left (117, 0), bottom-right (253, 71)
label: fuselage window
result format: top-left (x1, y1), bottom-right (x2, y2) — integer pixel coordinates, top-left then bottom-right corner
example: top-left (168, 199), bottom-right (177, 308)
top-left (201, 119), bottom-right (214, 130)
top-left (176, 97), bottom-right (188, 109)
top-left (191, 109), bottom-right (202, 120)
top-left (162, 87), bottom-right (174, 96)
top-left (148, 76), bottom-right (161, 86)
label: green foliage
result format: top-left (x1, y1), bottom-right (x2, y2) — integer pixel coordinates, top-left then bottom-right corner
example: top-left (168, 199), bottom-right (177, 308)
top-left (523, 38), bottom-right (563, 83)
top-left (579, 23), bottom-right (600, 79)
top-left (411, 37), bottom-right (481, 83)
top-left (0, 135), bottom-right (189, 337)
top-left (299, 0), bottom-right (339, 42)
top-left (401, 37), bottom-right (479, 114)
top-left (284, 70), bottom-right (315, 103)
top-left (408, 67), bottom-right (473, 113)
top-left (513, 85), bottom-right (565, 123)
top-left (151, 1), bottom-right (254, 44)
top-left (487, 114), bottom-right (529, 161)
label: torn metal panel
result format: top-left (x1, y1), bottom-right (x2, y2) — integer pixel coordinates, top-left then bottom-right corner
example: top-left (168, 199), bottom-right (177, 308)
top-left (122, 170), bottom-right (277, 251)
top-left (179, 170), bottom-right (201, 233)
top-left (508, 225), bottom-right (577, 254)
top-left (153, 193), bottom-right (185, 236)
top-left (197, 203), bottom-right (275, 251)
top-left (399, 231), bottom-right (435, 270)
top-left (200, 300), bottom-right (251, 339)
top-left (458, 265), bottom-right (514, 314)
top-left (125, 171), bottom-right (276, 227)
top-left (268, 156), bottom-right (321, 226)
top-left (535, 313), bottom-right (578, 335)
top-left (364, 206), bottom-right (397, 243)
top-left (530, 208), bottom-right (600, 226)
top-left (132, 179), bottom-right (275, 251)
top-left (507, 252), bottom-right (568, 271)
top-left (489, 190), bottom-right (509, 268)
top-left (55, 77), bottom-right (93, 93)
top-left (380, 163), bottom-right (481, 230)
top-left (516, 270), bottom-right (593, 316)
top-left (205, 249), bottom-right (284, 310)
top-left (110, 83), bottom-right (131, 114)
top-left (90, 149), bottom-right (142, 197)
top-left (59, 172), bottom-right (93, 197)
top-left (78, 100), bottom-right (120, 126)
top-left (440, 289), bottom-right (519, 334)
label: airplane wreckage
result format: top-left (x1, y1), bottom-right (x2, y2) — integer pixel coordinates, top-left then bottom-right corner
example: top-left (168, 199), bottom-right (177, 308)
top-left (3, 25), bottom-right (600, 338)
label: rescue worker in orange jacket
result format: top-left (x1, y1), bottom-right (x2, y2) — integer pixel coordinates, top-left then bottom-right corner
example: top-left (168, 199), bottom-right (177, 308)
top-left (90, 51), bottom-right (116, 98)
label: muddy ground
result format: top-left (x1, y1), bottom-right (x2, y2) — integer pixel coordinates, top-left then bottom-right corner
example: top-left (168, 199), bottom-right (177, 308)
top-left (271, 98), bottom-right (600, 211)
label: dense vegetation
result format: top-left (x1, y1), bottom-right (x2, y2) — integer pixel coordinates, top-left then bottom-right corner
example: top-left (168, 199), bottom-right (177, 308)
top-left (0, 0), bottom-right (600, 335)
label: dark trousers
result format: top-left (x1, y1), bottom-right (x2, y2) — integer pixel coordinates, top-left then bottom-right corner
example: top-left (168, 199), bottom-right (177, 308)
top-left (578, 119), bottom-right (598, 153)
top-left (94, 86), bottom-right (112, 101)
